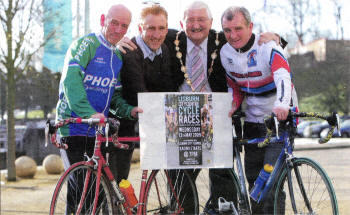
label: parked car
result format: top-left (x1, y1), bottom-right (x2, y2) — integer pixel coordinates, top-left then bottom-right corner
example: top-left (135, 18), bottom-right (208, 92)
top-left (320, 119), bottom-right (350, 138)
top-left (296, 120), bottom-right (319, 137)
top-left (302, 120), bottom-right (327, 138)
top-left (341, 120), bottom-right (350, 137)
top-left (0, 120), bottom-right (59, 170)
top-left (302, 115), bottom-right (350, 138)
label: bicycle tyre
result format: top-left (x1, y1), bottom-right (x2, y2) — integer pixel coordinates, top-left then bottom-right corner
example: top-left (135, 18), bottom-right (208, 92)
top-left (274, 157), bottom-right (338, 215)
top-left (143, 169), bottom-right (199, 214)
top-left (195, 168), bottom-right (246, 214)
top-left (50, 162), bottom-right (115, 215)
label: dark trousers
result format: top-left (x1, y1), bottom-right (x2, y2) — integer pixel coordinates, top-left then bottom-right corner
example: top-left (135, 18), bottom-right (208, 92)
top-left (109, 145), bottom-right (134, 184)
top-left (168, 168), bottom-right (237, 213)
top-left (109, 118), bottom-right (136, 184)
top-left (197, 168), bottom-right (238, 208)
top-left (62, 136), bottom-right (96, 165)
top-left (243, 122), bottom-right (284, 215)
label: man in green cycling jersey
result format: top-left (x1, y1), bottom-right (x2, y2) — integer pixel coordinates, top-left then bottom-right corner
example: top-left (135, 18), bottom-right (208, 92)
top-left (55, 1), bottom-right (142, 194)
top-left (55, 4), bottom-right (143, 213)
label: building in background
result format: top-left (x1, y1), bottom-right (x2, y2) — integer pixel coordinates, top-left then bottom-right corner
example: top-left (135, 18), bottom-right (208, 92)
top-left (289, 38), bottom-right (350, 62)
top-left (42, 1), bottom-right (73, 73)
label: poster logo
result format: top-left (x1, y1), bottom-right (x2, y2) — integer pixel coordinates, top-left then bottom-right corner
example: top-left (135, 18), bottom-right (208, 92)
top-left (247, 49), bottom-right (257, 67)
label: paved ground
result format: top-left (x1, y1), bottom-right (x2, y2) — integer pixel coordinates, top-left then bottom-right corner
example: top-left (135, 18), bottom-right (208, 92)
top-left (293, 139), bottom-right (350, 214)
top-left (1, 138), bottom-right (349, 214)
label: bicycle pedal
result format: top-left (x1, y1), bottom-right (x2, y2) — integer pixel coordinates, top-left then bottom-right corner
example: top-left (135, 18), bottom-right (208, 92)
top-left (218, 197), bottom-right (231, 212)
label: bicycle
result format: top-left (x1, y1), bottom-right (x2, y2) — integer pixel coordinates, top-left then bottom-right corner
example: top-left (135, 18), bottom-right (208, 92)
top-left (45, 117), bottom-right (199, 214)
top-left (196, 110), bottom-right (339, 215)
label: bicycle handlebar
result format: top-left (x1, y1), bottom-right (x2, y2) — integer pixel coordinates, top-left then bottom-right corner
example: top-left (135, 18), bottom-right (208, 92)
top-left (232, 110), bottom-right (341, 148)
top-left (260, 111), bottom-right (341, 147)
top-left (45, 117), bottom-right (139, 149)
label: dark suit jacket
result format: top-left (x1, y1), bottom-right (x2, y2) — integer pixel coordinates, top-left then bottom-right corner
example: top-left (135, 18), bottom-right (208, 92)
top-left (118, 37), bottom-right (175, 136)
top-left (121, 37), bottom-right (175, 106)
top-left (165, 29), bottom-right (228, 92)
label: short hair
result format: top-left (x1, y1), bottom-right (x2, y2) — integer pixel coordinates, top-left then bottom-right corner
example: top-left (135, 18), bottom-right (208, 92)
top-left (140, 4), bottom-right (168, 22)
top-left (221, 6), bottom-right (251, 26)
top-left (183, 1), bottom-right (212, 20)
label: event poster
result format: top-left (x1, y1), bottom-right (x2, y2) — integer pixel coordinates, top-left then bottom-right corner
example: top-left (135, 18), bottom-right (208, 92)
top-left (165, 94), bottom-right (213, 167)
top-left (138, 92), bottom-right (233, 170)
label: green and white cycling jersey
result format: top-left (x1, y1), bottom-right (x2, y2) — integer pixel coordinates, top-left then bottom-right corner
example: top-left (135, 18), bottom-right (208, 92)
top-left (56, 32), bottom-right (134, 137)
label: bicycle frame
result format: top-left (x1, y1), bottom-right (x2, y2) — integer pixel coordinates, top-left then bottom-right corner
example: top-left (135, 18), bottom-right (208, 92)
top-left (48, 118), bottom-right (188, 215)
top-left (258, 131), bottom-right (291, 203)
top-left (233, 130), bottom-right (305, 215)
top-left (72, 125), bottom-right (138, 214)
top-left (232, 110), bottom-right (339, 214)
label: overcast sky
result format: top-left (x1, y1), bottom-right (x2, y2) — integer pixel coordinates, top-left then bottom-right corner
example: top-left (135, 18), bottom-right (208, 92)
top-left (80, 0), bottom-right (350, 45)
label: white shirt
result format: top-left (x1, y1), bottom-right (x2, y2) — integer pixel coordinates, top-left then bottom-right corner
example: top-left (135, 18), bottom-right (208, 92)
top-left (135, 35), bottom-right (162, 61)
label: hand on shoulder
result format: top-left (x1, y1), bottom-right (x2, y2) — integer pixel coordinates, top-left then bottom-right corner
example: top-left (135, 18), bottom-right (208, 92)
top-left (117, 36), bottom-right (137, 54)
top-left (258, 32), bottom-right (280, 46)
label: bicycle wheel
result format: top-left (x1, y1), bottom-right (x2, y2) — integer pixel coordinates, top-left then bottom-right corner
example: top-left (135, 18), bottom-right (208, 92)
top-left (143, 169), bottom-right (199, 214)
top-left (50, 162), bottom-right (115, 215)
top-left (274, 157), bottom-right (338, 215)
top-left (195, 168), bottom-right (245, 214)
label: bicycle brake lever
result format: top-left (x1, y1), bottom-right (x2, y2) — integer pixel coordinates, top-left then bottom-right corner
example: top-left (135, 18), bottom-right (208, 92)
top-left (274, 116), bottom-right (279, 139)
top-left (105, 123), bottom-right (109, 147)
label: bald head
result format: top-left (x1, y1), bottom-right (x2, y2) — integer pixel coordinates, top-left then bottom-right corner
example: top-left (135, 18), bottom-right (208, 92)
top-left (101, 4), bottom-right (132, 45)
top-left (106, 4), bottom-right (132, 23)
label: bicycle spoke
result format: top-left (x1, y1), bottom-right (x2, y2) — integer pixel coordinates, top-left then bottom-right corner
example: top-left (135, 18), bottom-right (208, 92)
top-left (275, 158), bottom-right (338, 215)
top-left (50, 164), bottom-right (114, 215)
top-left (143, 170), bottom-right (198, 214)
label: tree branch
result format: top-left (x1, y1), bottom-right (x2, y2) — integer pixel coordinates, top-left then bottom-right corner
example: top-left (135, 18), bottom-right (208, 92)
top-left (0, 69), bottom-right (6, 82)
top-left (0, 0), bottom-right (6, 11)
top-left (13, 0), bottom-right (36, 70)
top-left (0, 13), bottom-right (6, 23)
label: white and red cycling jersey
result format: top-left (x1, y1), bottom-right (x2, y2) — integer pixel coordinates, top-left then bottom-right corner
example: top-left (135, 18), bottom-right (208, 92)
top-left (220, 34), bottom-right (298, 123)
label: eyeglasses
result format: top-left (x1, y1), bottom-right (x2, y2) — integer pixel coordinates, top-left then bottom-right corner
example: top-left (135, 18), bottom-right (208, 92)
top-left (185, 17), bottom-right (209, 24)
top-left (108, 19), bottom-right (129, 30)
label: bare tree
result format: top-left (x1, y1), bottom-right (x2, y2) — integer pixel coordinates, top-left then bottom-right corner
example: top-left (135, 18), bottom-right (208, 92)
top-left (261, 0), bottom-right (321, 46)
top-left (0, 0), bottom-right (58, 181)
top-left (331, 0), bottom-right (344, 40)
top-left (0, 70), bottom-right (6, 121)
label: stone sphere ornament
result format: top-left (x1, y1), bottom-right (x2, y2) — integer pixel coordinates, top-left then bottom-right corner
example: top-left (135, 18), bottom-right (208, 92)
top-left (43, 154), bottom-right (64, 174)
top-left (15, 156), bottom-right (37, 178)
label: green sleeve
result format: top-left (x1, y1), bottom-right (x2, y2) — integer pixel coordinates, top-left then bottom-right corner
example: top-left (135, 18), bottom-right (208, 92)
top-left (63, 36), bottom-right (98, 118)
top-left (110, 87), bottom-right (135, 120)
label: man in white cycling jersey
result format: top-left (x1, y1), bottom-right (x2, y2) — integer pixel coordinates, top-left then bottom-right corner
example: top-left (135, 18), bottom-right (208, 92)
top-left (220, 6), bottom-right (298, 214)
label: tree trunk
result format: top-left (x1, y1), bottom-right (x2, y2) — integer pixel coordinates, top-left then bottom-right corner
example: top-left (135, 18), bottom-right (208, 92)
top-left (6, 66), bottom-right (16, 181)
top-left (25, 106), bottom-right (28, 120)
top-left (346, 45), bottom-right (350, 115)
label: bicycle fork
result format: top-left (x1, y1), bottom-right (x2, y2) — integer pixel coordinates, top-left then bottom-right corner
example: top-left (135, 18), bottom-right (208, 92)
top-left (286, 157), bottom-right (314, 214)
